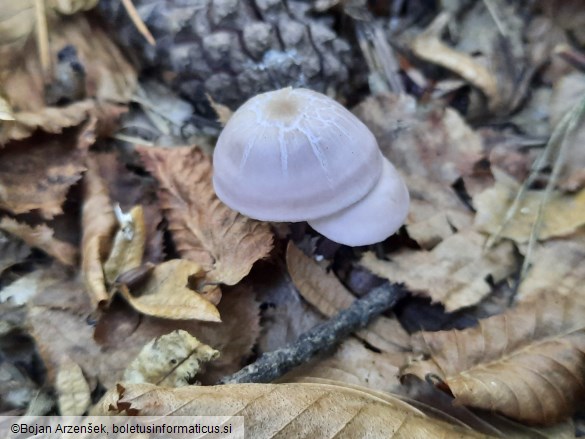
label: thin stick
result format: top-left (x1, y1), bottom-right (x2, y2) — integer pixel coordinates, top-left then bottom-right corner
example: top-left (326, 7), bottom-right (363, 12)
top-left (34, 0), bottom-right (51, 81)
top-left (521, 96), bottom-right (585, 277)
top-left (121, 0), bottom-right (156, 46)
top-left (485, 108), bottom-right (573, 249)
top-left (218, 283), bottom-right (407, 384)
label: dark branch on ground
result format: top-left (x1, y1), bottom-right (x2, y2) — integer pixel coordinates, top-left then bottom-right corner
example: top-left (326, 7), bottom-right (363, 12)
top-left (218, 282), bottom-right (408, 384)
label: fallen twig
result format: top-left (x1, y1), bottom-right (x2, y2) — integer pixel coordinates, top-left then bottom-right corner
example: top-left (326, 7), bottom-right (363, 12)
top-left (218, 282), bottom-right (407, 384)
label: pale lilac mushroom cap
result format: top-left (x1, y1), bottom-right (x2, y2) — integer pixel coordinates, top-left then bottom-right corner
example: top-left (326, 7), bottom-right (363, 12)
top-left (212, 87), bottom-right (383, 222)
top-left (212, 86), bottom-right (410, 246)
top-left (308, 158), bottom-right (410, 246)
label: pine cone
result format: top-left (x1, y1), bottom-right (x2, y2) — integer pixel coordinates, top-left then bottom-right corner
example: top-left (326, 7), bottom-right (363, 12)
top-left (97, 0), bottom-right (361, 115)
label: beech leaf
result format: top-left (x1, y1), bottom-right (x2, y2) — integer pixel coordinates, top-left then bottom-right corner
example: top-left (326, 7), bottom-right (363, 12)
top-left (95, 382), bottom-right (488, 438)
top-left (0, 122), bottom-right (93, 218)
top-left (360, 230), bottom-right (516, 312)
top-left (402, 294), bottom-right (585, 425)
top-left (138, 145), bottom-right (273, 285)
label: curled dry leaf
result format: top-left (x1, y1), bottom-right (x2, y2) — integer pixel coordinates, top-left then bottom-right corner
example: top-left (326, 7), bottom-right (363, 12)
top-left (353, 93), bottom-right (484, 186)
top-left (361, 230), bottom-right (517, 312)
top-left (0, 100), bottom-right (94, 144)
top-left (286, 242), bottom-right (410, 353)
top-left (411, 13), bottom-right (500, 112)
top-left (56, 358), bottom-right (91, 416)
top-left (474, 173), bottom-right (585, 244)
top-left (81, 154), bottom-right (117, 307)
top-left (0, 217), bottom-right (77, 266)
top-left (95, 381), bottom-right (488, 438)
top-left (103, 205), bottom-right (146, 284)
top-left (0, 122), bottom-right (93, 218)
top-left (119, 259), bottom-right (220, 322)
top-left (402, 294), bottom-right (585, 425)
top-left (123, 330), bottom-right (219, 387)
top-left (138, 146), bottom-right (273, 286)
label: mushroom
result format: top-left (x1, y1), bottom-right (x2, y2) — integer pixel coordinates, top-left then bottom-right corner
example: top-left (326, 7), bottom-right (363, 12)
top-left (212, 87), bottom-right (409, 246)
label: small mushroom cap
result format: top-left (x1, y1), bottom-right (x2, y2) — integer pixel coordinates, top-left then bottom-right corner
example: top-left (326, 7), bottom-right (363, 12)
top-left (308, 158), bottom-right (409, 246)
top-left (213, 87), bottom-right (383, 222)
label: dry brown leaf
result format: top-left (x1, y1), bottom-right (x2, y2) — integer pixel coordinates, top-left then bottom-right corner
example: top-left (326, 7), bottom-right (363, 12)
top-left (123, 330), bottom-right (219, 387)
top-left (0, 122), bottom-right (93, 218)
top-left (517, 236), bottom-right (585, 302)
top-left (402, 294), bottom-right (585, 425)
top-left (138, 145), bottom-right (273, 285)
top-left (287, 338), bottom-right (406, 395)
top-left (353, 93), bottom-right (484, 185)
top-left (0, 217), bottom-right (77, 266)
top-left (119, 259), bottom-right (221, 322)
top-left (95, 381), bottom-right (488, 438)
top-left (2, 14), bottom-right (135, 113)
top-left (56, 358), bottom-right (91, 416)
top-left (0, 100), bottom-right (94, 144)
top-left (103, 205), bottom-right (146, 284)
top-left (81, 154), bottom-right (117, 307)
top-left (361, 230), bottom-right (517, 312)
top-left (286, 242), bottom-right (410, 352)
top-left (474, 172), bottom-right (585, 244)
top-left (0, 231), bottom-right (30, 275)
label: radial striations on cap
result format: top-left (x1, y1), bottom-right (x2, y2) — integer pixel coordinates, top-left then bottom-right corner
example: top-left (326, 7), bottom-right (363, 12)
top-left (212, 87), bottom-right (383, 222)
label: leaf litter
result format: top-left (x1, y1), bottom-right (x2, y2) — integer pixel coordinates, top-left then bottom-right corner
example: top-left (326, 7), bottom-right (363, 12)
top-left (0, 0), bottom-right (585, 436)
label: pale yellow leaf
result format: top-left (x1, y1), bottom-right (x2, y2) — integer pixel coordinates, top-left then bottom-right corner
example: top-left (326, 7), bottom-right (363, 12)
top-left (474, 175), bottom-right (585, 244)
top-left (123, 330), bottom-right (219, 387)
top-left (56, 358), bottom-right (91, 416)
top-left (120, 259), bottom-right (221, 322)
